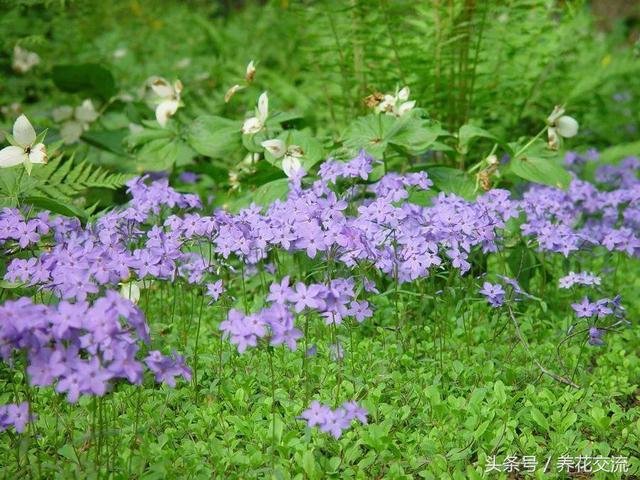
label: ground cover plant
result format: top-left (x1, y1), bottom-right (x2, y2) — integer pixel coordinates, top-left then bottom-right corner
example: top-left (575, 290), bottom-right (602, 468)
top-left (1, 0), bottom-right (639, 478)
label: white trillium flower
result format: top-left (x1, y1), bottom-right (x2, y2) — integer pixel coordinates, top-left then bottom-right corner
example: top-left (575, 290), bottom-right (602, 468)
top-left (547, 106), bottom-right (579, 150)
top-left (0, 115), bottom-right (47, 173)
top-left (375, 86), bottom-right (415, 117)
top-left (242, 92), bottom-right (268, 135)
top-left (12, 46), bottom-right (40, 74)
top-left (260, 138), bottom-right (304, 178)
top-left (53, 99), bottom-right (99, 144)
top-left (149, 77), bottom-right (183, 127)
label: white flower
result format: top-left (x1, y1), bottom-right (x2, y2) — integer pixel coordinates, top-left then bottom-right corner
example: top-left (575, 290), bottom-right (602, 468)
top-left (0, 115), bottom-right (47, 173)
top-left (245, 60), bottom-right (256, 82)
top-left (12, 46), bottom-right (40, 74)
top-left (53, 99), bottom-right (99, 144)
top-left (260, 139), bottom-right (286, 158)
top-left (175, 57), bottom-right (191, 69)
top-left (242, 92), bottom-right (268, 135)
top-left (149, 77), bottom-right (183, 127)
top-left (547, 106), bottom-right (579, 149)
top-left (375, 86), bottom-right (415, 117)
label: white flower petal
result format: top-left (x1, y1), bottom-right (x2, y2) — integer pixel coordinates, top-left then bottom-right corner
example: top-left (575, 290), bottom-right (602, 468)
top-left (282, 154), bottom-right (302, 178)
top-left (257, 92), bottom-right (268, 123)
top-left (547, 127), bottom-right (560, 150)
top-left (0, 146), bottom-right (25, 168)
top-left (556, 115), bottom-right (579, 138)
top-left (155, 100), bottom-right (180, 127)
top-left (398, 100), bottom-right (415, 116)
top-left (398, 87), bottom-right (410, 101)
top-left (546, 105), bottom-right (565, 124)
top-left (242, 117), bottom-right (263, 135)
top-left (61, 121), bottom-right (84, 144)
top-left (245, 60), bottom-right (256, 82)
top-left (150, 78), bottom-right (174, 99)
top-left (261, 139), bottom-right (286, 158)
top-left (13, 114), bottom-right (36, 147)
top-left (120, 282), bottom-right (141, 304)
top-left (28, 143), bottom-right (48, 164)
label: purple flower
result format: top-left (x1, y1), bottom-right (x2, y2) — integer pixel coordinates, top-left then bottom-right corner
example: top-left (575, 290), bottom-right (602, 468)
top-left (205, 280), bottom-right (225, 303)
top-left (479, 282), bottom-right (505, 307)
top-left (571, 297), bottom-right (597, 318)
top-left (588, 327), bottom-right (605, 346)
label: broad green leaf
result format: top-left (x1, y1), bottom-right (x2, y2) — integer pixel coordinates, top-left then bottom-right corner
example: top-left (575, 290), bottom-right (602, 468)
top-left (510, 154), bottom-right (571, 189)
top-left (25, 196), bottom-right (86, 219)
top-left (188, 115), bottom-right (242, 158)
top-left (136, 138), bottom-right (195, 171)
top-left (458, 124), bottom-right (497, 154)
top-left (343, 114), bottom-right (395, 158)
top-left (390, 117), bottom-right (444, 155)
top-left (81, 129), bottom-right (128, 156)
top-left (51, 64), bottom-right (116, 100)
top-left (423, 165), bottom-right (476, 200)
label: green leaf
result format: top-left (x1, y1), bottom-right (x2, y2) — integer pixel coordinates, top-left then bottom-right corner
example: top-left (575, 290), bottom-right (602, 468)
top-left (530, 407), bottom-right (549, 430)
top-left (252, 178), bottom-right (290, 207)
top-left (390, 117), bottom-right (444, 155)
top-left (458, 124), bottom-right (496, 154)
top-left (343, 114), bottom-right (394, 158)
top-left (136, 138), bottom-right (195, 171)
top-left (301, 450), bottom-right (317, 478)
top-left (510, 155), bottom-right (571, 189)
top-left (422, 165), bottom-right (476, 200)
top-left (188, 115), bottom-right (242, 158)
top-left (25, 196), bottom-right (86, 219)
top-left (51, 64), bottom-right (116, 100)
top-left (81, 129), bottom-right (128, 156)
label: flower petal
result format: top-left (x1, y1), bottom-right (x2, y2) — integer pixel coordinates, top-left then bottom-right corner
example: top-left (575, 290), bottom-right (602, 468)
top-left (0, 146), bottom-right (25, 168)
top-left (242, 117), bottom-right (262, 135)
top-left (261, 139), bottom-right (286, 158)
top-left (150, 78), bottom-right (174, 99)
top-left (52, 105), bottom-right (73, 122)
top-left (556, 115), bottom-right (579, 138)
top-left (398, 86), bottom-right (410, 101)
top-left (28, 143), bottom-right (47, 164)
top-left (282, 154), bottom-right (302, 178)
top-left (155, 100), bottom-right (179, 127)
top-left (398, 100), bottom-right (415, 116)
top-left (74, 100), bottom-right (98, 123)
top-left (257, 92), bottom-right (268, 123)
top-left (13, 114), bottom-right (36, 147)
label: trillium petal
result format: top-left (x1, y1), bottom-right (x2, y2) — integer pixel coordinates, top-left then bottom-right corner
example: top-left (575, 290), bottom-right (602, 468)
top-left (261, 139), bottom-right (286, 158)
top-left (257, 92), bottom-right (268, 123)
top-left (13, 114), bottom-right (36, 147)
top-left (150, 78), bottom-right (174, 99)
top-left (28, 143), bottom-right (48, 164)
top-left (0, 145), bottom-right (25, 168)
top-left (155, 100), bottom-right (180, 127)
top-left (242, 117), bottom-right (262, 135)
top-left (398, 86), bottom-right (410, 101)
top-left (282, 155), bottom-right (302, 178)
top-left (546, 105), bottom-right (565, 124)
top-left (398, 100), bottom-right (415, 116)
top-left (556, 115), bottom-right (579, 138)
top-left (547, 126), bottom-right (560, 150)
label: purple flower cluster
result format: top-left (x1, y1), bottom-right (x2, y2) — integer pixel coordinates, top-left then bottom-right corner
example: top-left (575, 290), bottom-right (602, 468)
top-left (0, 292), bottom-right (190, 405)
top-left (0, 403), bottom-right (32, 433)
top-left (299, 400), bottom-right (368, 438)
top-left (220, 277), bottom-right (372, 353)
top-left (479, 275), bottom-right (531, 307)
top-left (558, 271), bottom-right (601, 289)
top-left (520, 158), bottom-right (640, 257)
